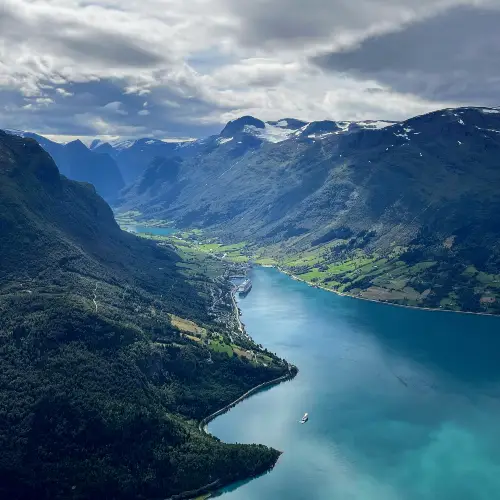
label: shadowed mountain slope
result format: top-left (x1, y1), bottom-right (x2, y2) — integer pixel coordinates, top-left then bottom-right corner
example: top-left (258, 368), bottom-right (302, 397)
top-left (0, 130), bottom-right (287, 499)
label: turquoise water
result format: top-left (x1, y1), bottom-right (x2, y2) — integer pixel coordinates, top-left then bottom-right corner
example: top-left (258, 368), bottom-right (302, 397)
top-left (124, 225), bottom-right (175, 236)
top-left (210, 267), bottom-right (500, 500)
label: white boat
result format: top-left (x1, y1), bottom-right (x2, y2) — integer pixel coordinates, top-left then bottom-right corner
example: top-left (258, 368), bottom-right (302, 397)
top-left (300, 412), bottom-right (308, 424)
top-left (237, 279), bottom-right (252, 296)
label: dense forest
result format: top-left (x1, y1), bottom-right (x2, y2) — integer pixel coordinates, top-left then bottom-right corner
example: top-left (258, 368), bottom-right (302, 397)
top-left (0, 131), bottom-right (288, 499)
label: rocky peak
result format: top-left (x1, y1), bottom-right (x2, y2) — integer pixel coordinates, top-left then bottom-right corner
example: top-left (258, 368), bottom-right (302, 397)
top-left (220, 116), bottom-right (266, 138)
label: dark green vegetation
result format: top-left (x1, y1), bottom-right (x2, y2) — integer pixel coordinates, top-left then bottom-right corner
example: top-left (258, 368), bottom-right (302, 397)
top-left (117, 107), bottom-right (500, 314)
top-left (0, 131), bottom-right (289, 499)
top-left (5, 131), bottom-right (124, 202)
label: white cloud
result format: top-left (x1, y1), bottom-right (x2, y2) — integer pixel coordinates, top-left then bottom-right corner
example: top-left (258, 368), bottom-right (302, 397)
top-left (35, 97), bottom-right (55, 106)
top-left (0, 0), bottom-right (498, 139)
top-left (56, 88), bottom-right (74, 97)
top-left (103, 101), bottom-right (128, 115)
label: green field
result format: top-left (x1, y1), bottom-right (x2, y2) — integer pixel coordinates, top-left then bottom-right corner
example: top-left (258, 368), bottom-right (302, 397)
top-left (112, 220), bottom-right (500, 314)
top-left (210, 340), bottom-right (234, 357)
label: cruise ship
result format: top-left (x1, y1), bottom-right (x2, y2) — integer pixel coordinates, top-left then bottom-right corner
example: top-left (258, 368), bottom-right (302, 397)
top-left (237, 279), bottom-right (252, 296)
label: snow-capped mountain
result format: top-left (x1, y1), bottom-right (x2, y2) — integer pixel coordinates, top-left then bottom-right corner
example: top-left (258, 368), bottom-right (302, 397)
top-left (215, 115), bottom-right (397, 146)
top-left (115, 105), bottom-right (500, 314)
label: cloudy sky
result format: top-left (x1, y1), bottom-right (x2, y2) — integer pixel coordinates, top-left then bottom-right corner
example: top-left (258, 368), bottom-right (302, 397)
top-left (1, 0), bottom-right (499, 141)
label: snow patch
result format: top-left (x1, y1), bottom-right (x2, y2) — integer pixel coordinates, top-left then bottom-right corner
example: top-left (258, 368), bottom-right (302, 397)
top-left (275, 120), bottom-right (289, 128)
top-left (480, 108), bottom-right (500, 115)
top-left (307, 132), bottom-right (337, 140)
top-left (476, 126), bottom-right (500, 134)
top-left (110, 139), bottom-right (136, 150)
top-left (217, 136), bottom-right (233, 145)
top-left (245, 123), bottom-right (295, 143)
top-left (394, 131), bottom-right (410, 141)
top-left (336, 122), bottom-right (351, 132)
top-left (356, 120), bottom-right (394, 130)
top-left (4, 129), bottom-right (26, 137)
top-left (89, 139), bottom-right (105, 149)
top-left (302, 119), bottom-right (394, 139)
top-left (452, 112), bottom-right (465, 125)
top-left (294, 123), bottom-right (311, 136)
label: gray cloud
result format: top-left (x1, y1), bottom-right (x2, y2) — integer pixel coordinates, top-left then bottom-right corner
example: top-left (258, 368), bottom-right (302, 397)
top-left (1, 0), bottom-right (498, 140)
top-left (56, 30), bottom-right (163, 68)
top-left (0, 2), bottom-right (164, 69)
top-left (312, 5), bottom-right (500, 105)
top-left (223, 0), bottom-right (447, 48)
top-left (0, 78), bottom-right (223, 139)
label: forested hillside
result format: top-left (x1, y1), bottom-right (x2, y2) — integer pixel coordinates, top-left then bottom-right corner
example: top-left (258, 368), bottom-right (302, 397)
top-left (0, 131), bottom-right (288, 499)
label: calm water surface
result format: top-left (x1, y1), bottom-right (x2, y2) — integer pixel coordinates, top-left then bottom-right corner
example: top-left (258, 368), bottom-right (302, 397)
top-left (124, 225), bottom-right (175, 236)
top-left (211, 267), bottom-right (500, 500)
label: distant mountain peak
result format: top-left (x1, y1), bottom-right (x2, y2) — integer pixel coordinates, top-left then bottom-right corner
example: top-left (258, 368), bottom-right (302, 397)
top-left (92, 142), bottom-right (115, 156)
top-left (89, 138), bottom-right (106, 150)
top-left (66, 139), bottom-right (89, 152)
top-left (220, 116), bottom-right (266, 137)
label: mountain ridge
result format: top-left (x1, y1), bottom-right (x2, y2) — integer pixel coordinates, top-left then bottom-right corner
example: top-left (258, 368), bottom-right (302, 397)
top-left (4, 130), bottom-right (125, 202)
top-left (4, 112), bottom-right (404, 189)
top-left (116, 105), bottom-right (500, 314)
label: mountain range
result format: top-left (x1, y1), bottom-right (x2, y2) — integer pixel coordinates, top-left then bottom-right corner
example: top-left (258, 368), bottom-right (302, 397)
top-left (89, 137), bottom-right (191, 185)
top-left (116, 107), bottom-right (500, 314)
top-left (6, 106), bottom-right (500, 314)
top-left (4, 116), bottom-right (398, 202)
top-left (0, 130), bottom-right (288, 499)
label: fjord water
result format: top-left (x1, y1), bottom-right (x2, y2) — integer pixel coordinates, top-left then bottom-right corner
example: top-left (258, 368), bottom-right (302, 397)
top-left (211, 267), bottom-right (500, 500)
top-left (124, 225), bottom-right (175, 236)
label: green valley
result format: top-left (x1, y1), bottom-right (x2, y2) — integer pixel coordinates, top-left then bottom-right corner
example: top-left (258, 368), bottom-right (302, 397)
top-left (115, 107), bottom-right (500, 315)
top-left (123, 218), bottom-right (500, 315)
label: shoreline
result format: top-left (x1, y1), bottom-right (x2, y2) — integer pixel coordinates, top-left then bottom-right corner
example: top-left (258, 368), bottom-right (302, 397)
top-left (203, 280), bottom-right (296, 435)
top-left (183, 282), bottom-right (297, 500)
top-left (191, 366), bottom-right (296, 500)
top-left (266, 265), bottom-right (499, 319)
top-left (229, 287), bottom-right (245, 335)
top-left (120, 223), bottom-right (497, 319)
top-left (198, 363), bottom-right (297, 435)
